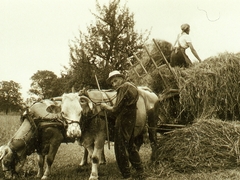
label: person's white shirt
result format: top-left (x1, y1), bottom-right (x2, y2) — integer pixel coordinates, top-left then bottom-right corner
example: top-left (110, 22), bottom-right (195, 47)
top-left (178, 32), bottom-right (191, 49)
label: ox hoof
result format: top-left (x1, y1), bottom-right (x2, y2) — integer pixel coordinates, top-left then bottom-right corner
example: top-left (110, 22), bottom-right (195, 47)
top-left (36, 173), bottom-right (43, 178)
top-left (41, 175), bottom-right (50, 180)
top-left (79, 162), bottom-right (88, 167)
top-left (89, 177), bottom-right (98, 180)
top-left (89, 172), bottom-right (98, 180)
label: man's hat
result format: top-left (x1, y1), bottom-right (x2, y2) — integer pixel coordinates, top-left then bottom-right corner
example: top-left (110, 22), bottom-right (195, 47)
top-left (106, 70), bottom-right (125, 83)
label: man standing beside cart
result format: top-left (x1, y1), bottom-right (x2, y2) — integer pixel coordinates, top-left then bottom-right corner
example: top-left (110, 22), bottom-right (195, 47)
top-left (101, 70), bottom-right (145, 180)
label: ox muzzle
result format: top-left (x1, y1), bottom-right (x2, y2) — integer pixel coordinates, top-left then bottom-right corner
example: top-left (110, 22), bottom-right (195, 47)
top-left (62, 116), bottom-right (82, 139)
top-left (0, 145), bottom-right (20, 179)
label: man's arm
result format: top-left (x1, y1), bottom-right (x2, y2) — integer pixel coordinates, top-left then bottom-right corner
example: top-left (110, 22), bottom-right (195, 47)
top-left (188, 42), bottom-right (202, 62)
top-left (101, 103), bottom-right (113, 111)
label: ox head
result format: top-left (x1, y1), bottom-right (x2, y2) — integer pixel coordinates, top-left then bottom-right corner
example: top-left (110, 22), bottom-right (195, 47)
top-left (0, 145), bottom-right (18, 179)
top-left (79, 96), bottom-right (94, 116)
top-left (47, 93), bottom-right (83, 139)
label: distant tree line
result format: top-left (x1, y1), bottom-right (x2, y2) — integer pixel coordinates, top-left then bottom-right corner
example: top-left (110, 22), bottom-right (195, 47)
top-left (0, 81), bottom-right (23, 114)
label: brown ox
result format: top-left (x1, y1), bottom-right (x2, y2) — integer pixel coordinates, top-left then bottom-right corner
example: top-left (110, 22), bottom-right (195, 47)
top-left (0, 93), bottom-right (82, 180)
top-left (77, 87), bottom-right (159, 180)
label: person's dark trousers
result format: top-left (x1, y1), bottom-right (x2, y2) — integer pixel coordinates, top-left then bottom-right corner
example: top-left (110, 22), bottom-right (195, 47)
top-left (170, 48), bottom-right (189, 67)
top-left (114, 108), bottom-right (144, 178)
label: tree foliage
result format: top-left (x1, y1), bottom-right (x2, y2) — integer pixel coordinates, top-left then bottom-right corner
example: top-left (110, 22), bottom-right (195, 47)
top-left (68, 0), bottom-right (149, 89)
top-left (29, 70), bottom-right (63, 99)
top-left (0, 80), bottom-right (23, 113)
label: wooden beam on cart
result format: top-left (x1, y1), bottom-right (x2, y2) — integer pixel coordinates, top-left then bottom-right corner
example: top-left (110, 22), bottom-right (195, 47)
top-left (156, 124), bottom-right (186, 134)
top-left (133, 53), bottom-right (148, 74)
top-left (152, 39), bottom-right (179, 87)
top-left (144, 44), bottom-right (168, 89)
top-left (127, 57), bottom-right (147, 78)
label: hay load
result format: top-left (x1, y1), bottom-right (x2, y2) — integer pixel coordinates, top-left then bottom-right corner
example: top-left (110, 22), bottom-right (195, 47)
top-left (129, 49), bottom-right (240, 124)
top-left (176, 53), bottom-right (240, 121)
top-left (155, 118), bottom-right (240, 172)
top-left (176, 52), bottom-right (240, 122)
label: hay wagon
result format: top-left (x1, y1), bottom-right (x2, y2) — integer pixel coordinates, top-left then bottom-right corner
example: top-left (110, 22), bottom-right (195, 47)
top-left (128, 43), bottom-right (240, 172)
top-left (128, 39), bottom-right (240, 132)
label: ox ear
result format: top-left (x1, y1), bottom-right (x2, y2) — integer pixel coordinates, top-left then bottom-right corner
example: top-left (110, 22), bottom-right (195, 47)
top-left (46, 105), bottom-right (61, 114)
top-left (80, 96), bottom-right (93, 110)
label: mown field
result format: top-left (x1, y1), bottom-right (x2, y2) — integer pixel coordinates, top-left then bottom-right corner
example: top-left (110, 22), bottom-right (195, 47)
top-left (1, 114), bottom-right (240, 180)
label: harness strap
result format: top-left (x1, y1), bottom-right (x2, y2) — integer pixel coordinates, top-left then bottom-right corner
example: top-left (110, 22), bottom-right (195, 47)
top-left (103, 91), bottom-right (114, 106)
top-left (83, 90), bottom-right (117, 105)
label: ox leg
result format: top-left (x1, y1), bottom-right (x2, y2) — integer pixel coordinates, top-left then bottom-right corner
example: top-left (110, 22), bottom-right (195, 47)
top-left (41, 142), bottom-right (61, 180)
top-left (134, 134), bottom-right (144, 151)
top-left (100, 148), bottom-right (106, 165)
top-left (79, 147), bottom-right (89, 166)
top-left (88, 146), bottom-right (104, 180)
top-left (15, 156), bottom-right (26, 174)
top-left (37, 154), bottom-right (45, 178)
top-left (147, 109), bottom-right (158, 161)
top-left (41, 127), bottom-right (63, 179)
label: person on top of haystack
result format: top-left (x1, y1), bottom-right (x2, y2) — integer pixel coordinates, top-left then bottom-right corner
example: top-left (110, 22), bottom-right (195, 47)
top-left (100, 70), bottom-right (145, 180)
top-left (170, 23), bottom-right (202, 67)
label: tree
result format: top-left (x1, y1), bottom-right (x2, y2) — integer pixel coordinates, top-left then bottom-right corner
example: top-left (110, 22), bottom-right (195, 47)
top-left (69, 0), bottom-right (149, 89)
top-left (29, 70), bottom-right (62, 99)
top-left (69, 48), bottom-right (97, 90)
top-left (0, 80), bottom-right (23, 114)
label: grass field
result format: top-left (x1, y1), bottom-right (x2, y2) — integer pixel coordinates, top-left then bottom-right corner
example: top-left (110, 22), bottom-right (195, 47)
top-left (1, 114), bottom-right (240, 179)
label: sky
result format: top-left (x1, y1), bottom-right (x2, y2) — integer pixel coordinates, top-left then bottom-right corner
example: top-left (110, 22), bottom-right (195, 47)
top-left (1, 0), bottom-right (240, 99)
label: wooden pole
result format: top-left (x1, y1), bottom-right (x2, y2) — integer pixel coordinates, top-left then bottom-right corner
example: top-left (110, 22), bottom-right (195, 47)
top-left (144, 45), bottom-right (168, 89)
top-left (153, 38), bottom-right (179, 86)
top-left (95, 75), bottom-right (110, 150)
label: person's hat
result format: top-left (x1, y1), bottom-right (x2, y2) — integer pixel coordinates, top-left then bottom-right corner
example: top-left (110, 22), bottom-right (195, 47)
top-left (181, 23), bottom-right (190, 32)
top-left (106, 70), bottom-right (125, 83)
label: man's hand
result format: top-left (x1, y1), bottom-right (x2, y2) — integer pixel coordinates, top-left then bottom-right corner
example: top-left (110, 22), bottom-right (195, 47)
top-left (101, 103), bottom-right (113, 111)
top-left (100, 103), bottom-right (108, 110)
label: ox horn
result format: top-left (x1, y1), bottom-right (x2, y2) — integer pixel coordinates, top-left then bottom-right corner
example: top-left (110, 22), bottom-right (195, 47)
top-left (80, 96), bottom-right (93, 110)
top-left (72, 87), bottom-right (76, 93)
top-left (51, 97), bottom-right (62, 101)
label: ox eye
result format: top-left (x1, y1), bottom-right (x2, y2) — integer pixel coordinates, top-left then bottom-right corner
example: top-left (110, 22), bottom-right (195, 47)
top-left (80, 100), bottom-right (85, 103)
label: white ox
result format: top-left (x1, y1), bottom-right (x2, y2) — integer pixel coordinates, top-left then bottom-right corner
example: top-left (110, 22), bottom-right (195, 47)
top-left (0, 93), bottom-right (82, 180)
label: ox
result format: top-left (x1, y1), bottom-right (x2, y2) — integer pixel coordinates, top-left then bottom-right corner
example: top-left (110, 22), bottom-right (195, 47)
top-left (80, 87), bottom-right (159, 154)
top-left (0, 93), bottom-right (82, 180)
top-left (48, 87), bottom-right (159, 180)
